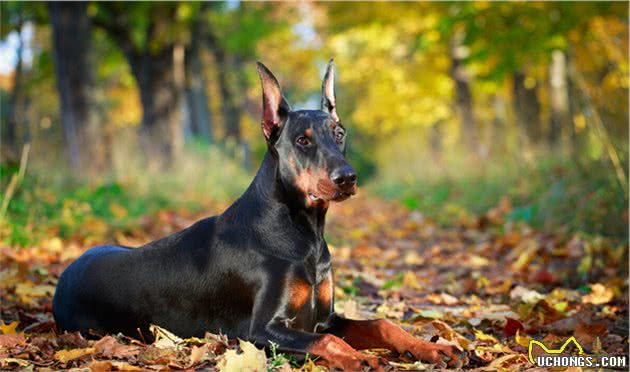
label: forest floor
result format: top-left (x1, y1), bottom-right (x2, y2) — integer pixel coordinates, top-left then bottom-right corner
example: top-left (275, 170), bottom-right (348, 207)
top-left (0, 194), bottom-right (628, 371)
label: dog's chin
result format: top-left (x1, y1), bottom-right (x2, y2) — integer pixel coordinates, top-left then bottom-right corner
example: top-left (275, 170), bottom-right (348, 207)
top-left (330, 192), bottom-right (353, 202)
top-left (308, 191), bottom-right (354, 204)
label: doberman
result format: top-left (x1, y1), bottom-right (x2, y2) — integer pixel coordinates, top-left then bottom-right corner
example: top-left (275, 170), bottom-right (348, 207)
top-left (53, 61), bottom-right (466, 370)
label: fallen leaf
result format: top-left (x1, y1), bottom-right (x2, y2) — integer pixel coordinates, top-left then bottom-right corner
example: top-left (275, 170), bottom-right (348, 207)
top-left (217, 339), bottom-right (266, 372)
top-left (574, 321), bottom-right (607, 350)
top-left (88, 360), bottom-right (113, 372)
top-left (54, 347), bottom-right (96, 363)
top-left (486, 354), bottom-right (529, 370)
top-left (14, 281), bottom-right (56, 305)
top-left (0, 333), bottom-right (26, 348)
top-left (0, 358), bottom-right (30, 368)
top-left (402, 271), bottom-right (420, 289)
top-left (510, 286), bottom-right (545, 303)
top-left (0, 321), bottom-right (18, 334)
top-left (515, 329), bottom-right (531, 347)
top-left (189, 344), bottom-right (214, 366)
top-left (474, 329), bottom-right (498, 344)
top-left (150, 324), bottom-right (183, 349)
top-left (426, 292), bottom-right (458, 305)
top-left (110, 361), bottom-right (143, 371)
top-left (94, 335), bottom-right (141, 358)
top-left (582, 283), bottom-right (614, 305)
top-left (504, 317), bottom-right (525, 337)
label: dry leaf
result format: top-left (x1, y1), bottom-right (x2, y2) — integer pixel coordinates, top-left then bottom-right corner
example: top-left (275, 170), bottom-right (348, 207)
top-left (94, 335), bottom-right (140, 358)
top-left (0, 358), bottom-right (30, 368)
top-left (582, 283), bottom-right (614, 305)
top-left (150, 324), bottom-right (183, 349)
top-left (0, 321), bottom-right (19, 334)
top-left (474, 329), bottom-right (498, 344)
top-left (510, 286), bottom-right (545, 303)
top-left (217, 339), bottom-right (266, 372)
top-left (0, 334), bottom-right (26, 348)
top-left (54, 347), bottom-right (96, 363)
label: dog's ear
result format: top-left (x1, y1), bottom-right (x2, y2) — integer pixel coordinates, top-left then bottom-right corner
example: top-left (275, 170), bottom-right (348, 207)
top-left (256, 62), bottom-right (291, 140)
top-left (321, 59), bottom-right (339, 122)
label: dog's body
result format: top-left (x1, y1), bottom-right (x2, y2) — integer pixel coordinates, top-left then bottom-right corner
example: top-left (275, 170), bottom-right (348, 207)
top-left (53, 62), bottom-right (464, 370)
top-left (54, 155), bottom-right (332, 340)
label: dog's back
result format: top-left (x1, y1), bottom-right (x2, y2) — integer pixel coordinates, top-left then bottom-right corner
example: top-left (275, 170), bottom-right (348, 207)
top-left (51, 216), bottom-right (259, 339)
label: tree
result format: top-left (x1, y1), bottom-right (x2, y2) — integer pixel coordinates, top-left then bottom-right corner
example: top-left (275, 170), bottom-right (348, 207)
top-left (0, 2), bottom-right (46, 164)
top-left (183, 7), bottom-right (213, 142)
top-left (49, 2), bottom-right (105, 173)
top-left (91, 3), bottom-right (198, 168)
top-left (450, 30), bottom-right (477, 152)
top-left (206, 2), bottom-right (285, 145)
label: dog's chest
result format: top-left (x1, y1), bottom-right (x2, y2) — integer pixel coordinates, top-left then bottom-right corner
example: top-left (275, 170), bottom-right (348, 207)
top-left (282, 260), bottom-right (333, 332)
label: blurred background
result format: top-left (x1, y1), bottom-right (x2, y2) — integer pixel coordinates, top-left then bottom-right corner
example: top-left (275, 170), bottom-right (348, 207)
top-left (0, 1), bottom-right (628, 247)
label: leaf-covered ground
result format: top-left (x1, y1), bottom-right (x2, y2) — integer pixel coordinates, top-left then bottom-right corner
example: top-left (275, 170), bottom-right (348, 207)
top-left (1, 195), bottom-right (628, 371)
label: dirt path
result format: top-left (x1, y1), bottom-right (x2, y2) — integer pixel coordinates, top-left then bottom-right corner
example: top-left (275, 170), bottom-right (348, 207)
top-left (1, 195), bottom-right (627, 370)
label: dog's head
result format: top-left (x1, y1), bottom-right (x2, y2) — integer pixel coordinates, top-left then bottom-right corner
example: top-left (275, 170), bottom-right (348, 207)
top-left (256, 60), bottom-right (357, 208)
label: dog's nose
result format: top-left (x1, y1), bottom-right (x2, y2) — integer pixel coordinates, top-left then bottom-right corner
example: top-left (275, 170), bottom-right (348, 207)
top-left (330, 165), bottom-right (357, 189)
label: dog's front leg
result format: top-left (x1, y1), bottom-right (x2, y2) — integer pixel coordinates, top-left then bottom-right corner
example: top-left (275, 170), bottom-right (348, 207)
top-left (250, 322), bottom-right (387, 371)
top-left (323, 314), bottom-right (467, 368)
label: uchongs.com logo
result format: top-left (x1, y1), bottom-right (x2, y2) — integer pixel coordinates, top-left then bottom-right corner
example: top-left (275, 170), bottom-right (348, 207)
top-left (528, 336), bottom-right (627, 368)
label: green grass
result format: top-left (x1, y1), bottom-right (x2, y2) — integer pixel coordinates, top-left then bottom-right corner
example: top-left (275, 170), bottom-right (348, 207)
top-left (2, 139), bottom-right (627, 247)
top-left (1, 143), bottom-right (252, 247)
top-left (369, 152), bottom-right (628, 241)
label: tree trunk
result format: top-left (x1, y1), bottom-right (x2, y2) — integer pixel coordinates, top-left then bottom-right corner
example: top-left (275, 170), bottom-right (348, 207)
top-left (126, 47), bottom-right (183, 168)
top-left (212, 48), bottom-right (241, 142)
top-left (449, 35), bottom-right (476, 152)
top-left (184, 41), bottom-right (212, 142)
top-left (549, 50), bottom-right (570, 148)
top-left (513, 71), bottom-right (542, 145)
top-left (565, 52), bottom-right (581, 154)
top-left (49, 2), bottom-right (105, 173)
top-left (2, 16), bottom-right (24, 164)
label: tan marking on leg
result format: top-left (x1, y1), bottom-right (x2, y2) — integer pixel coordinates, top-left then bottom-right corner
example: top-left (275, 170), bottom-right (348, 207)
top-left (317, 275), bottom-right (332, 310)
top-left (289, 279), bottom-right (312, 310)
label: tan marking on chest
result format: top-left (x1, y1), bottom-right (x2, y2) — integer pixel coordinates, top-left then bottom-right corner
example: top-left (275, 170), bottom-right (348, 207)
top-left (289, 279), bottom-right (313, 309)
top-left (317, 276), bottom-right (332, 308)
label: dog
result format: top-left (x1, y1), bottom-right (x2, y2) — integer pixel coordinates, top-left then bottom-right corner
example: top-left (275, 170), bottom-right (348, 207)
top-left (53, 61), bottom-right (465, 370)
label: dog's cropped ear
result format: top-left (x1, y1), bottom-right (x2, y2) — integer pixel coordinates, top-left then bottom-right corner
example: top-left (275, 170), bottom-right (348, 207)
top-left (256, 62), bottom-right (291, 140)
top-left (321, 59), bottom-right (339, 122)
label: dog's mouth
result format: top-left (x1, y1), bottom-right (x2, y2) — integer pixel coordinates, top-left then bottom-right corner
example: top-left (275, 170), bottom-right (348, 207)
top-left (308, 190), bottom-right (355, 203)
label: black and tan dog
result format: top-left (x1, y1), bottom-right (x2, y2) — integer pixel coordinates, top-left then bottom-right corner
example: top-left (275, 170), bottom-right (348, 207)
top-left (53, 61), bottom-right (465, 370)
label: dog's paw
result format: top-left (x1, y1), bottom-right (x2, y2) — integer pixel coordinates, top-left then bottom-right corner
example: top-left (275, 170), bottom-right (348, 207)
top-left (406, 341), bottom-right (468, 368)
top-left (326, 352), bottom-right (390, 372)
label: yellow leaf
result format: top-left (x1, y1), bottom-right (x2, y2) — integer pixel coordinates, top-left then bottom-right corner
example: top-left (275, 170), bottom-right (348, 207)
top-left (0, 358), bottom-right (30, 368)
top-left (468, 255), bottom-right (490, 268)
top-left (54, 347), bottom-right (96, 363)
top-left (111, 361), bottom-right (143, 371)
top-left (189, 344), bottom-right (211, 366)
top-left (402, 271), bottom-right (420, 289)
top-left (0, 321), bottom-right (18, 334)
top-left (582, 283), bottom-right (614, 305)
top-left (553, 301), bottom-right (568, 312)
top-left (474, 329), bottom-right (498, 343)
top-left (150, 324), bottom-right (183, 349)
top-left (488, 354), bottom-right (528, 369)
top-left (515, 329), bottom-right (531, 347)
top-left (218, 339), bottom-right (267, 372)
top-left (15, 282), bottom-right (56, 306)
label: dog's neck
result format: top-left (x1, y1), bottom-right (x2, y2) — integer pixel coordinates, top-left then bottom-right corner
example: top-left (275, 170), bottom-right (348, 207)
top-left (228, 152), bottom-right (327, 242)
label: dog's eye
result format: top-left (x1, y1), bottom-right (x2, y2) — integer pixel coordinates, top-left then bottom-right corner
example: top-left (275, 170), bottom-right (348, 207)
top-left (335, 131), bottom-right (345, 144)
top-left (296, 136), bottom-right (311, 146)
